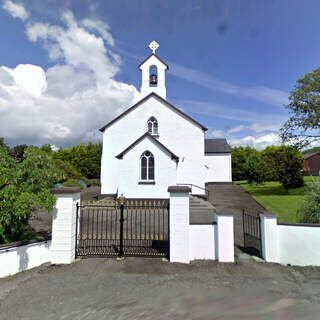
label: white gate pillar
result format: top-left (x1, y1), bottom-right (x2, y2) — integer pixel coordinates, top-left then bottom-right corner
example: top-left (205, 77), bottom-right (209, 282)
top-left (50, 187), bottom-right (81, 264)
top-left (168, 186), bottom-right (191, 264)
top-left (260, 211), bottom-right (279, 263)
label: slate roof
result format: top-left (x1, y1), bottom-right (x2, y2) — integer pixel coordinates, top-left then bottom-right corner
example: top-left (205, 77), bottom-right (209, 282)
top-left (115, 132), bottom-right (179, 161)
top-left (99, 92), bottom-right (208, 132)
top-left (205, 139), bottom-right (231, 153)
top-left (303, 153), bottom-right (320, 160)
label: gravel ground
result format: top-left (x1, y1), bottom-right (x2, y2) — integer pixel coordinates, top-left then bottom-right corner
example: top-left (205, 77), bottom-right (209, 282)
top-left (1, 254), bottom-right (320, 320)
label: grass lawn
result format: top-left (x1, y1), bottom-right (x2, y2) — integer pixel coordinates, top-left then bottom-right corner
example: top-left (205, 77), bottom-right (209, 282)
top-left (235, 176), bottom-right (315, 223)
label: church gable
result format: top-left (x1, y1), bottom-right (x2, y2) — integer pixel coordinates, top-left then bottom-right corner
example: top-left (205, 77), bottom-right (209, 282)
top-left (99, 92), bottom-right (207, 133)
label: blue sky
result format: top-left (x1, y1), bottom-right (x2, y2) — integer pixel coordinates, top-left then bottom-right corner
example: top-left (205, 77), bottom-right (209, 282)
top-left (0, 0), bottom-right (319, 148)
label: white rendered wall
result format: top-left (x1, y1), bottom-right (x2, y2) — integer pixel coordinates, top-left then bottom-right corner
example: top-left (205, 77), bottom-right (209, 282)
top-left (189, 225), bottom-right (216, 260)
top-left (0, 240), bottom-right (51, 278)
top-left (101, 95), bottom-right (206, 196)
top-left (118, 136), bottom-right (177, 198)
top-left (204, 153), bottom-right (232, 182)
top-left (278, 224), bottom-right (320, 266)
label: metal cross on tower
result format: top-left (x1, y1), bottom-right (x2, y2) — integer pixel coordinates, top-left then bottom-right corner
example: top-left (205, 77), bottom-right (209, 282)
top-left (149, 41), bottom-right (159, 54)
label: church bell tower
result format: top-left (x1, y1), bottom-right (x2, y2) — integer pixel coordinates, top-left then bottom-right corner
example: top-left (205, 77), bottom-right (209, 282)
top-left (139, 41), bottom-right (168, 100)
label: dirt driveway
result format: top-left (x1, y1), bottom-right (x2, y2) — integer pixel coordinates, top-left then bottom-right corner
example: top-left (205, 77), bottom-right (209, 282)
top-left (1, 255), bottom-right (320, 320)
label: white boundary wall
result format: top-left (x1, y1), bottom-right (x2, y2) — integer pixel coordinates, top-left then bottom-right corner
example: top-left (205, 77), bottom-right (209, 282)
top-left (189, 225), bottom-right (216, 260)
top-left (0, 240), bottom-right (51, 278)
top-left (260, 213), bottom-right (320, 266)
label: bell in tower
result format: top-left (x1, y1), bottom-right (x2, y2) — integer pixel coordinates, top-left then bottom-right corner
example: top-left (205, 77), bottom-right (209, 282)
top-left (150, 73), bottom-right (157, 85)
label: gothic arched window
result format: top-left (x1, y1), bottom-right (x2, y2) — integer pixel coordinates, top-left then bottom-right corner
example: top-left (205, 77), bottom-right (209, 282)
top-left (140, 151), bottom-right (154, 180)
top-left (147, 117), bottom-right (158, 135)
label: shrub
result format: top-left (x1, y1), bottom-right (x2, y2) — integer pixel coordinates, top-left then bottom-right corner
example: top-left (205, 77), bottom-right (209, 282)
top-left (298, 178), bottom-right (320, 223)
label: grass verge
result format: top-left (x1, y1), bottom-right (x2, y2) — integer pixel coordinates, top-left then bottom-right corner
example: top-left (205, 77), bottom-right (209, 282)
top-left (235, 176), bottom-right (313, 223)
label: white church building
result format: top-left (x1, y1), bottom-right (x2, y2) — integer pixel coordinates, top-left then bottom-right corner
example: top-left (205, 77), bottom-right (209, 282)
top-left (100, 41), bottom-right (232, 198)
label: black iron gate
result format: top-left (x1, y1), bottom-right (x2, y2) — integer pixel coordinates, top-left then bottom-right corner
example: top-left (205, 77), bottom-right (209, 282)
top-left (242, 208), bottom-right (262, 258)
top-left (76, 197), bottom-right (169, 258)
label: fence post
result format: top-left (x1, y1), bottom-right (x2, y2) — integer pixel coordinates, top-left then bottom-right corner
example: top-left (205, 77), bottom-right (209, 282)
top-left (260, 211), bottom-right (279, 263)
top-left (216, 212), bottom-right (234, 262)
top-left (50, 187), bottom-right (81, 264)
top-left (168, 186), bottom-right (191, 264)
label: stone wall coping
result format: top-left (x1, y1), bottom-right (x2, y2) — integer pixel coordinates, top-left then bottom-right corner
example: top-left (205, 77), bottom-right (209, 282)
top-left (167, 186), bottom-right (191, 193)
top-left (0, 237), bottom-right (51, 251)
top-left (278, 222), bottom-right (320, 227)
top-left (51, 187), bottom-right (82, 194)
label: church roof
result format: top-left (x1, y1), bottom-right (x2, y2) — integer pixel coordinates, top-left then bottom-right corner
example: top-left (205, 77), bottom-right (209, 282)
top-left (116, 132), bottom-right (179, 161)
top-left (138, 53), bottom-right (169, 69)
top-left (205, 139), bottom-right (231, 153)
top-left (99, 92), bottom-right (208, 132)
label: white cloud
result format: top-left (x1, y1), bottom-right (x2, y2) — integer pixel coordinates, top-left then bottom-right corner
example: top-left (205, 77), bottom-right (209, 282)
top-left (81, 19), bottom-right (115, 47)
top-left (26, 11), bottom-right (119, 80)
top-left (249, 122), bottom-right (281, 133)
top-left (227, 125), bottom-right (246, 134)
top-left (211, 129), bottom-right (224, 137)
top-left (229, 133), bottom-right (281, 150)
top-left (171, 63), bottom-right (288, 107)
top-left (2, 0), bottom-right (29, 20)
top-left (0, 10), bottom-right (139, 146)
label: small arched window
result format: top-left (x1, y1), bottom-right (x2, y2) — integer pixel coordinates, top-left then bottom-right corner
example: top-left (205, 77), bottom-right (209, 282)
top-left (147, 117), bottom-right (158, 135)
top-left (140, 151), bottom-right (154, 180)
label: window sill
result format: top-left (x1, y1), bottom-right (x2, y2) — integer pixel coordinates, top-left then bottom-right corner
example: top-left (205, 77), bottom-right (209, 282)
top-left (138, 181), bottom-right (155, 185)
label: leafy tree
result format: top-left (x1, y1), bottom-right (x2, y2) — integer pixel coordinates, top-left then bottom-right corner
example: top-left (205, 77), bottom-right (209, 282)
top-left (261, 146), bottom-right (282, 181)
top-left (231, 146), bottom-right (258, 181)
top-left (280, 67), bottom-right (320, 148)
top-left (244, 152), bottom-right (266, 184)
top-left (0, 138), bottom-right (10, 153)
top-left (10, 144), bottom-right (28, 162)
top-left (275, 146), bottom-right (304, 193)
top-left (40, 144), bottom-right (54, 154)
top-left (298, 178), bottom-right (320, 223)
top-left (0, 145), bottom-right (64, 243)
top-left (54, 142), bottom-right (102, 179)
